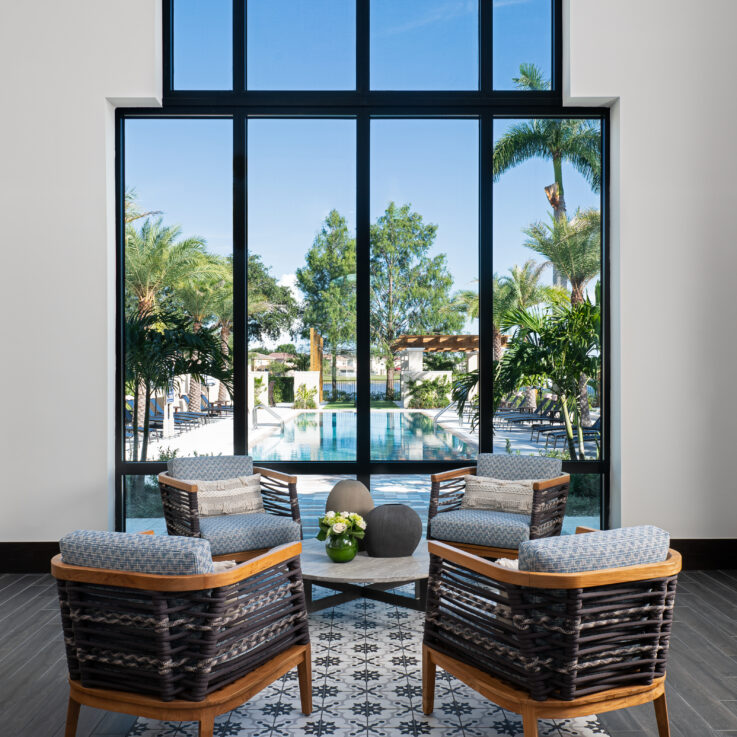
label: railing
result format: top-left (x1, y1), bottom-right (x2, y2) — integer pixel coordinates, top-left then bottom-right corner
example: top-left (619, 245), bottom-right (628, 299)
top-left (321, 379), bottom-right (401, 399)
top-left (252, 403), bottom-right (285, 431)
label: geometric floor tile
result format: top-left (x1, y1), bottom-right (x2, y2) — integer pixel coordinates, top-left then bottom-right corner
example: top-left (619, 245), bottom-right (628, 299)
top-left (128, 586), bottom-right (610, 737)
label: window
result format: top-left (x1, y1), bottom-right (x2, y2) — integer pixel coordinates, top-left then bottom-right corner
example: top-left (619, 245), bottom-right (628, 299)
top-left (116, 1), bottom-right (608, 532)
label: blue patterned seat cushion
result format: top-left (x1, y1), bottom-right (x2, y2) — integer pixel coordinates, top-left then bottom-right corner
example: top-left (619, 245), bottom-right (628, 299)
top-left (430, 509), bottom-right (530, 549)
top-left (199, 513), bottom-right (301, 556)
top-left (476, 453), bottom-right (562, 480)
top-left (518, 526), bottom-right (670, 573)
top-left (60, 530), bottom-right (214, 575)
top-left (168, 455), bottom-right (254, 481)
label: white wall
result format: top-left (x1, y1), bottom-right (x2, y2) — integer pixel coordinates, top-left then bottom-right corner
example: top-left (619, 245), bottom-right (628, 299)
top-left (566, 0), bottom-right (737, 538)
top-left (2, 0), bottom-right (735, 542)
top-left (0, 1), bottom-right (161, 541)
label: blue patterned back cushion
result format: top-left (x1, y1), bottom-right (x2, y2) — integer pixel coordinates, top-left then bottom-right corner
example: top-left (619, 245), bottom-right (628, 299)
top-left (518, 526), bottom-right (670, 573)
top-left (60, 530), bottom-right (214, 575)
top-left (476, 454), bottom-right (562, 480)
top-left (169, 455), bottom-right (254, 481)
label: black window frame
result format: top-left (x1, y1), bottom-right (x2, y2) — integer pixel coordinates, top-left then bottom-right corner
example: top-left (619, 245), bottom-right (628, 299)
top-left (115, 0), bottom-right (610, 530)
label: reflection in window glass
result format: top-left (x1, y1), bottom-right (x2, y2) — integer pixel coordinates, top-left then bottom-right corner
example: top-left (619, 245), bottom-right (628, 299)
top-left (247, 0), bottom-right (355, 90)
top-left (124, 119), bottom-right (233, 462)
top-left (125, 476), bottom-right (166, 533)
top-left (493, 0), bottom-right (552, 90)
top-left (563, 474), bottom-right (601, 534)
top-left (371, 120), bottom-right (478, 461)
top-left (492, 118), bottom-right (602, 460)
top-left (371, 0), bottom-right (478, 90)
top-left (173, 0), bottom-right (232, 90)
top-left (247, 120), bottom-right (356, 462)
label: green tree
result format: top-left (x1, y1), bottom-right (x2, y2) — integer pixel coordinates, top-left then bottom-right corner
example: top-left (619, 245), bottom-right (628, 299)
top-left (493, 67), bottom-right (600, 283)
top-left (125, 217), bottom-right (208, 314)
top-left (248, 254), bottom-right (299, 342)
top-left (500, 301), bottom-right (600, 460)
top-left (175, 253), bottom-right (225, 412)
top-left (523, 210), bottom-right (601, 423)
top-left (296, 210), bottom-right (356, 400)
top-left (125, 310), bottom-right (232, 461)
top-left (370, 202), bottom-right (465, 399)
top-left (210, 256), bottom-right (234, 404)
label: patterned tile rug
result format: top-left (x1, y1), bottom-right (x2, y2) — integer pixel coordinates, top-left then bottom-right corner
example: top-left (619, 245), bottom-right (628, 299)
top-left (129, 588), bottom-right (609, 737)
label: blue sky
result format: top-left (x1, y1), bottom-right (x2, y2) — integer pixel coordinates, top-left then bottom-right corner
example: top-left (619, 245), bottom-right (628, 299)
top-left (129, 1), bottom-right (600, 341)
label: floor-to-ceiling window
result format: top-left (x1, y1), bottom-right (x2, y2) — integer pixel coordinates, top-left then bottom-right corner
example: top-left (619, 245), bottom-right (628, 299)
top-left (118, 0), bottom-right (608, 533)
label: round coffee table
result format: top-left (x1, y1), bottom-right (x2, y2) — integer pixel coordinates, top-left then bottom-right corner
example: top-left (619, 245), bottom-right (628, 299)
top-left (300, 538), bottom-right (430, 612)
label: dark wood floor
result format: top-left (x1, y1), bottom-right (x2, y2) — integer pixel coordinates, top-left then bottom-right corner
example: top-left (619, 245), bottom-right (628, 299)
top-left (1, 570), bottom-right (736, 737)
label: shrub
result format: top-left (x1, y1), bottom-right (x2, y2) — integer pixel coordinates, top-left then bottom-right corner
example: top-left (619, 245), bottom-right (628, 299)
top-left (294, 384), bottom-right (318, 409)
top-left (407, 376), bottom-right (451, 409)
top-left (270, 376), bottom-right (294, 404)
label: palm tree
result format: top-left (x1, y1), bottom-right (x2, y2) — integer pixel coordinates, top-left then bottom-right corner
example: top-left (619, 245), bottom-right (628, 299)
top-left (211, 261), bottom-right (234, 405)
top-left (499, 259), bottom-right (564, 409)
top-left (124, 189), bottom-right (161, 225)
top-left (493, 66), bottom-right (601, 284)
top-left (175, 254), bottom-right (224, 412)
top-left (125, 217), bottom-right (208, 314)
top-left (523, 209), bottom-right (601, 422)
top-left (523, 211), bottom-right (601, 306)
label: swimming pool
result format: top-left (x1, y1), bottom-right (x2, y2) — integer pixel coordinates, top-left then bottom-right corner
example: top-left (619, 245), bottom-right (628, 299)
top-left (249, 410), bottom-right (477, 462)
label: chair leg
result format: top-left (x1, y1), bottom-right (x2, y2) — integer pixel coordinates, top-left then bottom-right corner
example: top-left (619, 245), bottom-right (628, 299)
top-left (199, 712), bottom-right (215, 737)
top-left (653, 692), bottom-right (670, 737)
top-left (64, 697), bottom-right (81, 737)
top-left (522, 710), bottom-right (539, 737)
top-left (298, 645), bottom-right (313, 715)
top-left (422, 646), bottom-right (436, 715)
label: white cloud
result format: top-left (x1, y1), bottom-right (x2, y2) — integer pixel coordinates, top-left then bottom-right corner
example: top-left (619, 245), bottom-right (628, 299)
top-left (381, 0), bottom-right (475, 36)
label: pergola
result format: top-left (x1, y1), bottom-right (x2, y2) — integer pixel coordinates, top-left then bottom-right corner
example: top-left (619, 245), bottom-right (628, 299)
top-left (391, 334), bottom-right (507, 353)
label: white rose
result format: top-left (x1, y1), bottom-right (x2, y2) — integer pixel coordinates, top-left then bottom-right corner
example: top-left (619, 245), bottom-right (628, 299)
top-left (341, 511), bottom-right (350, 518)
top-left (325, 511), bottom-right (336, 519)
top-left (332, 522), bottom-right (347, 534)
top-left (357, 519), bottom-right (366, 530)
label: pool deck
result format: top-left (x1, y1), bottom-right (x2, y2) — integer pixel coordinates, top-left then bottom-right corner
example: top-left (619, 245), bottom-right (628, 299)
top-left (143, 404), bottom-right (599, 461)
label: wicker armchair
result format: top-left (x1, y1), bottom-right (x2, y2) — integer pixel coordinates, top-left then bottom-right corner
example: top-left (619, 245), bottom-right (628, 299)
top-left (158, 455), bottom-right (301, 562)
top-left (53, 532), bottom-right (311, 737)
top-left (423, 527), bottom-right (680, 737)
top-left (429, 454), bottom-right (570, 559)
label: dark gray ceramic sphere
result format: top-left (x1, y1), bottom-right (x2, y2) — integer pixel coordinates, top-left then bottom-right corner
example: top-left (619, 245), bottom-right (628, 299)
top-left (365, 504), bottom-right (422, 558)
top-left (325, 479), bottom-right (374, 518)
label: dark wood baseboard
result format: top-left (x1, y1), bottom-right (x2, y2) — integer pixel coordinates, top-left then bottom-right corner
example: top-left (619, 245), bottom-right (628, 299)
top-left (670, 539), bottom-right (737, 570)
top-left (1, 539), bottom-right (734, 574)
top-left (0, 542), bottom-right (59, 573)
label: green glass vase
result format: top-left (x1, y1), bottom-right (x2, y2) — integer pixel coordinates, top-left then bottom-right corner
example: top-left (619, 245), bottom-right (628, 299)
top-left (326, 533), bottom-right (357, 563)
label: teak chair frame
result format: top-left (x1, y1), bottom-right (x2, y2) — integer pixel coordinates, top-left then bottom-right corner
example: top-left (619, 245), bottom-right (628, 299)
top-left (423, 536), bottom-right (682, 737)
top-left (52, 542), bottom-right (312, 737)
top-left (429, 467), bottom-right (571, 559)
top-left (158, 466), bottom-right (300, 562)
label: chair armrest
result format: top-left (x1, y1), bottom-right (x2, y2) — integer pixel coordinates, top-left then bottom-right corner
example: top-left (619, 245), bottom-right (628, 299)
top-left (255, 466), bottom-right (298, 484)
top-left (430, 466), bottom-right (476, 483)
top-left (158, 473), bottom-right (201, 537)
top-left (530, 474), bottom-right (570, 540)
top-left (255, 467), bottom-right (301, 525)
top-left (429, 468), bottom-right (475, 523)
top-left (51, 541), bottom-right (304, 591)
top-left (158, 472), bottom-right (198, 493)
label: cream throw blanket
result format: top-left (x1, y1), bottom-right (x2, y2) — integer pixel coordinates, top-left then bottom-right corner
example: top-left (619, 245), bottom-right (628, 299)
top-left (182, 474), bottom-right (264, 517)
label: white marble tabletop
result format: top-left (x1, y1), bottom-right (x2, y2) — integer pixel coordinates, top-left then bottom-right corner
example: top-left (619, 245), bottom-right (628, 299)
top-left (300, 538), bottom-right (430, 585)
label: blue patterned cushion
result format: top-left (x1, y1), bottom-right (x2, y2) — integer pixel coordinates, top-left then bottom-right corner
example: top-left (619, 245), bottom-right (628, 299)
top-left (430, 509), bottom-right (530, 549)
top-left (476, 454), bottom-right (562, 480)
top-left (60, 530), bottom-right (214, 575)
top-left (518, 526), bottom-right (670, 573)
top-left (199, 513), bottom-right (301, 556)
top-left (168, 455), bottom-right (254, 481)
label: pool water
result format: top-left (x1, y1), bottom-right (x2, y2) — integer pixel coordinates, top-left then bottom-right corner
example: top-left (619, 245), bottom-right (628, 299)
top-left (249, 410), bottom-right (477, 462)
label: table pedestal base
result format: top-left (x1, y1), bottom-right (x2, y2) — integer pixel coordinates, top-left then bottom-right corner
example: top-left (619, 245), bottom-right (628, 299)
top-left (305, 579), bottom-right (428, 612)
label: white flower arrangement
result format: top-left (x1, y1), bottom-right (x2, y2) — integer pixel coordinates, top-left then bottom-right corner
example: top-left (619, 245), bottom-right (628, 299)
top-left (316, 511), bottom-right (367, 542)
